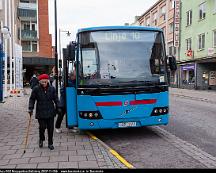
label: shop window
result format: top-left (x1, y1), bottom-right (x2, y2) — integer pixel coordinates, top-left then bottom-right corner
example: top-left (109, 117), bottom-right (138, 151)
top-left (188, 70), bottom-right (195, 84)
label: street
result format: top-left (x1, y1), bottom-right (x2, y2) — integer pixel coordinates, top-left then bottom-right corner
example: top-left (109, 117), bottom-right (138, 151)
top-left (93, 88), bottom-right (216, 168)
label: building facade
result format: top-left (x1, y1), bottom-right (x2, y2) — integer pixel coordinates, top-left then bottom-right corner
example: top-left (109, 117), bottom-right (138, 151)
top-left (0, 0), bottom-right (23, 94)
top-left (18, 0), bottom-right (54, 83)
top-left (178, 0), bottom-right (216, 90)
top-left (136, 0), bottom-right (176, 56)
top-left (132, 0), bottom-right (178, 85)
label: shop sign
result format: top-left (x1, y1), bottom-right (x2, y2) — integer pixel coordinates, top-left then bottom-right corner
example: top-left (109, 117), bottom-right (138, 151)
top-left (181, 64), bottom-right (195, 71)
top-left (209, 71), bottom-right (216, 86)
top-left (174, 0), bottom-right (180, 48)
top-left (208, 48), bottom-right (215, 56)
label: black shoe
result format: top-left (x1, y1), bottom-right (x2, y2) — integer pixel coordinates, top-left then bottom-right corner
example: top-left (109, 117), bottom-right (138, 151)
top-left (48, 145), bottom-right (54, 150)
top-left (39, 140), bottom-right (43, 148)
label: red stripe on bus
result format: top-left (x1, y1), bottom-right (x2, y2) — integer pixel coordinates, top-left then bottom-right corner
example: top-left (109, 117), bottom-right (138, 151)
top-left (130, 99), bottom-right (157, 105)
top-left (96, 101), bottom-right (122, 106)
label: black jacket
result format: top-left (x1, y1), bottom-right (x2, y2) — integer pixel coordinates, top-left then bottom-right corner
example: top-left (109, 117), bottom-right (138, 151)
top-left (28, 84), bottom-right (59, 119)
top-left (30, 77), bottom-right (39, 89)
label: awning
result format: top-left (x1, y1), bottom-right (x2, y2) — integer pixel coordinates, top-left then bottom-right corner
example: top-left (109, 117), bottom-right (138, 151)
top-left (23, 57), bottom-right (55, 66)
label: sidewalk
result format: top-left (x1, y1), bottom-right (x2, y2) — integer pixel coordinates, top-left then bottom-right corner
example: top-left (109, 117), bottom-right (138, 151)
top-left (169, 87), bottom-right (216, 104)
top-left (0, 88), bottom-right (127, 169)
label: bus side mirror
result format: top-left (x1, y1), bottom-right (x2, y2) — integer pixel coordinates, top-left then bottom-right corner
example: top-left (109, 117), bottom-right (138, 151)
top-left (68, 42), bottom-right (76, 61)
top-left (168, 56), bottom-right (177, 71)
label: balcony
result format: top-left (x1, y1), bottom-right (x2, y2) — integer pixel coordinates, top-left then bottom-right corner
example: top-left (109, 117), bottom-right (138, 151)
top-left (21, 30), bottom-right (38, 41)
top-left (17, 8), bottom-right (37, 21)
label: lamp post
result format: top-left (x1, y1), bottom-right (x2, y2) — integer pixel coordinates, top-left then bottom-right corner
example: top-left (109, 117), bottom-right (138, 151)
top-left (59, 29), bottom-right (71, 86)
top-left (54, 0), bottom-right (58, 95)
top-left (1, 26), bottom-right (11, 100)
top-left (0, 34), bottom-right (3, 102)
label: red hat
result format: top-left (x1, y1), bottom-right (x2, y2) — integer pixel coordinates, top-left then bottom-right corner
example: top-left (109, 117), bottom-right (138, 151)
top-left (38, 74), bottom-right (49, 81)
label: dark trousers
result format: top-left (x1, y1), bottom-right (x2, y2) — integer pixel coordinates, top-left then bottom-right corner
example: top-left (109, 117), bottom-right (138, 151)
top-left (38, 118), bottom-right (54, 145)
top-left (55, 108), bottom-right (65, 129)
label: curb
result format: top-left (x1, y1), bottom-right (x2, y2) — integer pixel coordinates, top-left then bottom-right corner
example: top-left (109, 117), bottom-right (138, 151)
top-left (86, 131), bottom-right (135, 169)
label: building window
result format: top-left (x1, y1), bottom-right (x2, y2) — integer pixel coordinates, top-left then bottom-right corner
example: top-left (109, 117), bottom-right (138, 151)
top-left (22, 41), bottom-right (31, 51)
top-left (32, 41), bottom-right (38, 52)
top-left (186, 10), bottom-right (192, 26)
top-left (169, 22), bottom-right (174, 33)
top-left (198, 33), bottom-right (205, 50)
top-left (214, 30), bottom-right (216, 47)
top-left (170, 0), bottom-right (175, 9)
top-left (0, 0), bottom-right (3, 10)
top-left (153, 12), bottom-right (157, 25)
top-left (22, 41), bottom-right (38, 52)
top-left (214, 0), bottom-right (216, 13)
top-left (199, 2), bottom-right (206, 20)
top-left (146, 17), bottom-right (150, 26)
top-left (161, 6), bottom-right (166, 20)
top-left (186, 38), bottom-right (192, 50)
top-left (168, 42), bottom-right (176, 56)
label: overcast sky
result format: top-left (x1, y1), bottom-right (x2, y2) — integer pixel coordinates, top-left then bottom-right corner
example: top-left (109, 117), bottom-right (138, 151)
top-left (48, 0), bottom-right (158, 47)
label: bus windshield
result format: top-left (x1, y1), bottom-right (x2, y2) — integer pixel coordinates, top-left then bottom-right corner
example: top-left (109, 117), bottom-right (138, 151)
top-left (78, 30), bottom-right (167, 87)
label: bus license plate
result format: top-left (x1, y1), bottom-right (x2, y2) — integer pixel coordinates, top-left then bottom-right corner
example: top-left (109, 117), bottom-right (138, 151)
top-left (118, 122), bottom-right (137, 128)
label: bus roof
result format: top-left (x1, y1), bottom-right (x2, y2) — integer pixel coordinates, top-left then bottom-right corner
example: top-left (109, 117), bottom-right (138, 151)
top-left (77, 25), bottom-right (163, 33)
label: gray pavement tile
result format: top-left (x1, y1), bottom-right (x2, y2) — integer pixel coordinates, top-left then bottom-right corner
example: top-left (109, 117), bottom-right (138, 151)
top-left (16, 148), bottom-right (34, 154)
top-left (59, 162), bottom-right (79, 169)
top-left (0, 164), bottom-right (17, 169)
top-left (29, 156), bottom-right (49, 163)
top-left (78, 161), bottom-right (99, 168)
top-left (22, 152), bottom-right (42, 158)
top-left (77, 149), bottom-right (94, 156)
top-left (16, 163), bottom-right (37, 169)
top-left (59, 150), bottom-right (77, 156)
top-left (0, 146), bottom-right (12, 151)
top-left (0, 150), bottom-right (17, 155)
top-left (37, 162), bottom-right (58, 169)
top-left (49, 155), bottom-right (68, 162)
top-left (69, 155), bottom-right (87, 162)
top-left (3, 153), bottom-right (23, 160)
top-left (60, 141), bottom-right (76, 147)
top-left (41, 151), bottom-right (59, 157)
top-left (68, 145), bottom-right (84, 150)
top-left (87, 155), bottom-right (97, 161)
top-left (9, 158), bottom-right (30, 165)
top-left (0, 160), bottom-right (9, 166)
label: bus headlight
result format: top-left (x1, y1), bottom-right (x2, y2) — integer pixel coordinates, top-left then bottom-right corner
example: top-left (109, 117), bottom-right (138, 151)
top-left (151, 107), bottom-right (169, 116)
top-left (79, 111), bottom-right (103, 119)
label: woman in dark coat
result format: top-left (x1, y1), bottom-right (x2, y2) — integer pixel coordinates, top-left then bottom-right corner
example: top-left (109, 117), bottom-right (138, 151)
top-left (28, 74), bottom-right (60, 150)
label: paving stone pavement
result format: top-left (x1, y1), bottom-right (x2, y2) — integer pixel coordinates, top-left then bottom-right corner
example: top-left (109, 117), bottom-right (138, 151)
top-left (0, 88), bottom-right (127, 169)
top-left (169, 87), bottom-right (216, 104)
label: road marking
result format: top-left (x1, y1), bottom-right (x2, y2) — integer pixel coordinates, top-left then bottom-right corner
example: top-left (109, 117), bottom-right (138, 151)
top-left (86, 131), bottom-right (135, 169)
top-left (151, 126), bottom-right (216, 168)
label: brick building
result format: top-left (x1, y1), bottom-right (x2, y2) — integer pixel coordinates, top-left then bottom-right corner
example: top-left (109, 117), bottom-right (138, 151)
top-left (18, 0), bottom-right (54, 84)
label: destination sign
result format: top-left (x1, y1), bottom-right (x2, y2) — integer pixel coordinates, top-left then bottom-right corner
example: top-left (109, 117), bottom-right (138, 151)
top-left (90, 31), bottom-right (158, 42)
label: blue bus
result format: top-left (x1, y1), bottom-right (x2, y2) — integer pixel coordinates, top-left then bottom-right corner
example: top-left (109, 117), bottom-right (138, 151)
top-left (62, 26), bottom-right (177, 130)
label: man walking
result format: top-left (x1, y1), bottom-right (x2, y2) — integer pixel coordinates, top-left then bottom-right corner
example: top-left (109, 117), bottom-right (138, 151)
top-left (30, 74), bottom-right (39, 89)
top-left (28, 74), bottom-right (60, 150)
